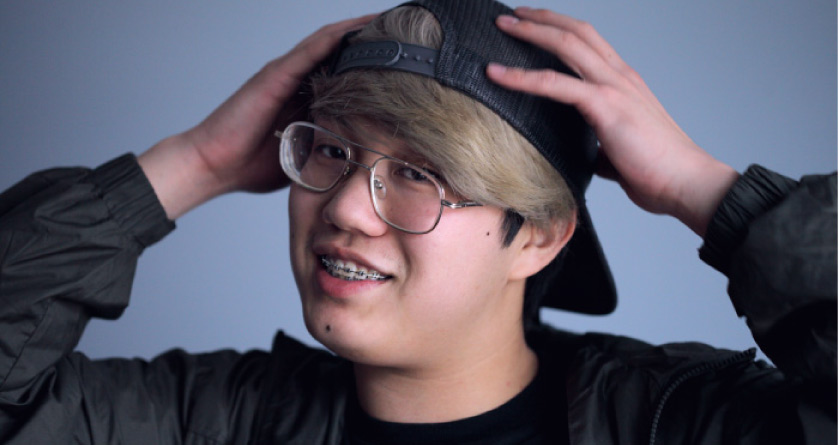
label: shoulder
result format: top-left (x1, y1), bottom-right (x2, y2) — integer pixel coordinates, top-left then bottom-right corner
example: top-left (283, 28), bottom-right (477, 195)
top-left (529, 325), bottom-right (833, 443)
top-left (529, 324), bottom-right (760, 379)
top-left (533, 325), bottom-right (773, 404)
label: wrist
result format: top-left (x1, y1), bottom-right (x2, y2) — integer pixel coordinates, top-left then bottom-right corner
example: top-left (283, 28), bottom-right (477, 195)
top-left (137, 133), bottom-right (230, 220)
top-left (91, 154), bottom-right (176, 246)
top-left (673, 159), bottom-right (740, 237)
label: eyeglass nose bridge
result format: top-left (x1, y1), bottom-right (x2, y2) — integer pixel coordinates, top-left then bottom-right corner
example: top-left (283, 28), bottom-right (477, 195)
top-left (344, 157), bottom-right (374, 173)
top-left (342, 156), bottom-right (390, 182)
top-left (327, 156), bottom-right (394, 233)
top-left (340, 156), bottom-right (390, 199)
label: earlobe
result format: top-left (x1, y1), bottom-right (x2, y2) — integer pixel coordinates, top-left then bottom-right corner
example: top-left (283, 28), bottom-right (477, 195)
top-left (508, 214), bottom-right (577, 281)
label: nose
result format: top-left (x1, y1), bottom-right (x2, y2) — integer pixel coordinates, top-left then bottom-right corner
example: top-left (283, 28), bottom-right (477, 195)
top-left (322, 166), bottom-right (389, 237)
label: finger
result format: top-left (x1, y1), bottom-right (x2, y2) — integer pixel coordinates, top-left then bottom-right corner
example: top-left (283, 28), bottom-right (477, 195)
top-left (486, 63), bottom-right (600, 114)
top-left (503, 9), bottom-right (662, 109)
top-left (511, 7), bottom-right (660, 105)
top-left (269, 13), bottom-right (379, 86)
top-left (512, 7), bottom-right (630, 75)
top-left (292, 13), bottom-right (379, 56)
top-left (495, 14), bottom-right (615, 84)
top-left (196, 14), bottom-right (378, 149)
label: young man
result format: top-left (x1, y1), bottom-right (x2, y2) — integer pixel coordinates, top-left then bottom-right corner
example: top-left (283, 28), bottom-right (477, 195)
top-left (0, 1), bottom-right (834, 443)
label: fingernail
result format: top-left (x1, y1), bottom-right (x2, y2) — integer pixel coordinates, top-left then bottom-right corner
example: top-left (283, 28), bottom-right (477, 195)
top-left (487, 63), bottom-right (507, 76)
top-left (497, 14), bottom-right (519, 26)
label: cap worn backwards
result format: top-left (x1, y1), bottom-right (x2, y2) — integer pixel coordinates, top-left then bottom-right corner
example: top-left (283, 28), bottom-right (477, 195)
top-left (330, 0), bottom-right (617, 315)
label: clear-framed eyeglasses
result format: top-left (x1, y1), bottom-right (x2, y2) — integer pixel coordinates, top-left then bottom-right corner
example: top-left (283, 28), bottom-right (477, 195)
top-left (276, 121), bottom-right (481, 234)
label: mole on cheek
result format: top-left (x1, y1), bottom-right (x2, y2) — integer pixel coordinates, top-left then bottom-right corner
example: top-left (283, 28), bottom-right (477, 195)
top-left (325, 325), bottom-right (332, 333)
top-left (486, 231), bottom-right (490, 236)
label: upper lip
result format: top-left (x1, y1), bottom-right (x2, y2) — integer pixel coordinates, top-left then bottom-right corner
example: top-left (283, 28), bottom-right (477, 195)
top-left (313, 243), bottom-right (393, 276)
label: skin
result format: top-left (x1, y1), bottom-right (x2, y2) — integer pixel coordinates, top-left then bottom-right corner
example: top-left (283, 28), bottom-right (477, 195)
top-left (288, 121), bottom-right (569, 422)
top-left (488, 8), bottom-right (740, 237)
top-left (138, 6), bottom-right (740, 424)
top-left (139, 14), bottom-right (379, 220)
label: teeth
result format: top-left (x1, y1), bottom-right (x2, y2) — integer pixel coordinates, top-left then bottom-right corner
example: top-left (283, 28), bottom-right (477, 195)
top-left (320, 256), bottom-right (390, 281)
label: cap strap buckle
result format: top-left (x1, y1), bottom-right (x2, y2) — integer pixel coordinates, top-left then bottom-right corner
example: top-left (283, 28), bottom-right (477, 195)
top-left (333, 40), bottom-right (438, 77)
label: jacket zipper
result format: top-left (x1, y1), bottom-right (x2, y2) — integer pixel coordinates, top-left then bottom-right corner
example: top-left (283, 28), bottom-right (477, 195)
top-left (647, 348), bottom-right (757, 445)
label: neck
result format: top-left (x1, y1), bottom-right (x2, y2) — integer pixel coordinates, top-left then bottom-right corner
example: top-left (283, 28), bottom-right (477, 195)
top-left (353, 328), bottom-right (538, 424)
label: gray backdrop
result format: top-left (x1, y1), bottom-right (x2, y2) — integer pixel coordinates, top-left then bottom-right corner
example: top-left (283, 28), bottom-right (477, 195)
top-left (1, 1), bottom-right (835, 362)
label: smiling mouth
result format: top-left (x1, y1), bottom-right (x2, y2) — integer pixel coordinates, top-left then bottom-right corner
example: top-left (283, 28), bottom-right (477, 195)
top-left (320, 256), bottom-right (392, 281)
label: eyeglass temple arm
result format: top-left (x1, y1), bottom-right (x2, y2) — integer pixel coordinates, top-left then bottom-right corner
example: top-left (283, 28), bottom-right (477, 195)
top-left (442, 200), bottom-right (482, 209)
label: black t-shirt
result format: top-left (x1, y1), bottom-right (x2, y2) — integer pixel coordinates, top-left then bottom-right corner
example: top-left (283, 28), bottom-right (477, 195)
top-left (345, 360), bottom-right (568, 445)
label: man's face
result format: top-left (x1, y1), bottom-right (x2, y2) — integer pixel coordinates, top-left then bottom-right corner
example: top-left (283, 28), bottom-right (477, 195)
top-left (288, 121), bottom-right (529, 368)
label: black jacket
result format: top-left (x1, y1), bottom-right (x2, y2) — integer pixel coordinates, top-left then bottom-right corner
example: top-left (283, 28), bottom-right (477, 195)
top-left (0, 154), bottom-right (835, 444)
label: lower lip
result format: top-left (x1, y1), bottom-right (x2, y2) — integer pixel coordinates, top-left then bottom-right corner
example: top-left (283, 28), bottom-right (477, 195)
top-left (315, 267), bottom-right (389, 299)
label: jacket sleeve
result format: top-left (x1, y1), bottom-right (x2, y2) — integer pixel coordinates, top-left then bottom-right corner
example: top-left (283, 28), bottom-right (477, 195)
top-left (0, 155), bottom-right (266, 444)
top-left (699, 166), bottom-right (837, 404)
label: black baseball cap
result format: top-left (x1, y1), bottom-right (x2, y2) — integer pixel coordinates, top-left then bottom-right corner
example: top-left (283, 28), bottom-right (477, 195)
top-left (328, 0), bottom-right (617, 315)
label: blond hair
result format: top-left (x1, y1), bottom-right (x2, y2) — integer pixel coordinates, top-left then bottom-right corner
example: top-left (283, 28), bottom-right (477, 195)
top-left (309, 6), bottom-right (575, 233)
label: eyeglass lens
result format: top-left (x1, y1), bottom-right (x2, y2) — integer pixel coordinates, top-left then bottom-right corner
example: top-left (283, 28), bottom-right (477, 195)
top-left (282, 123), bottom-right (444, 233)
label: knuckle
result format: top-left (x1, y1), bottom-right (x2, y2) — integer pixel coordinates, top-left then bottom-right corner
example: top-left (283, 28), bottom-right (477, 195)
top-left (532, 8), bottom-right (553, 20)
top-left (316, 22), bottom-right (348, 40)
top-left (594, 84), bottom-right (621, 102)
top-left (262, 57), bottom-right (286, 76)
top-left (625, 67), bottom-right (643, 83)
top-left (317, 22), bottom-right (339, 33)
top-left (516, 19), bottom-right (537, 33)
top-left (615, 63), bottom-right (642, 84)
top-left (506, 67), bottom-right (528, 82)
top-left (534, 69), bottom-right (561, 88)
top-left (576, 20), bottom-right (595, 34)
top-left (555, 28), bottom-right (578, 49)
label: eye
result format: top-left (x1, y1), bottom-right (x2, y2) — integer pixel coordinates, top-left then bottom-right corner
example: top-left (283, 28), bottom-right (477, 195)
top-left (395, 164), bottom-right (445, 185)
top-left (314, 144), bottom-right (346, 160)
top-left (396, 166), bottom-right (431, 182)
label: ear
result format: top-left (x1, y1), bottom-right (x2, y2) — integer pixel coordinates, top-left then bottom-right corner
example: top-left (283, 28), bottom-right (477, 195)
top-left (507, 213), bottom-right (576, 281)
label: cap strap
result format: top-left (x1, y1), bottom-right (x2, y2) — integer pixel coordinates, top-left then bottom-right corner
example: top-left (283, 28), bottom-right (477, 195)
top-left (333, 40), bottom-right (438, 77)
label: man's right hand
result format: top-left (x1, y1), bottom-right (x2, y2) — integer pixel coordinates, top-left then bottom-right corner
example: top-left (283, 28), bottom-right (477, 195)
top-left (138, 14), bottom-right (375, 220)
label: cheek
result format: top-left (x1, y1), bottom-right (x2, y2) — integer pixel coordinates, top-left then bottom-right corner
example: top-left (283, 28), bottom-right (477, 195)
top-left (399, 221), bottom-right (512, 321)
top-left (288, 186), bottom-right (330, 248)
top-left (288, 187), bottom-right (323, 285)
top-left (288, 186), bottom-right (316, 227)
top-left (288, 189), bottom-right (306, 257)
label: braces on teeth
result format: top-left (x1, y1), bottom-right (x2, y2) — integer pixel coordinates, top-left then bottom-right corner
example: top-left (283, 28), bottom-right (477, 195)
top-left (321, 256), bottom-right (389, 281)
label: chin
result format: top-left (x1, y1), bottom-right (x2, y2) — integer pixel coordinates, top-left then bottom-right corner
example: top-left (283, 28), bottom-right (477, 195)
top-left (304, 305), bottom-right (366, 357)
top-left (312, 328), bottom-right (387, 365)
top-left (304, 310), bottom-right (405, 366)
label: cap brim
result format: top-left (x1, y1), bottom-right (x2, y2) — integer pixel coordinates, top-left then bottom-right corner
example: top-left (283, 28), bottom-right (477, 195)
top-left (539, 204), bottom-right (616, 314)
